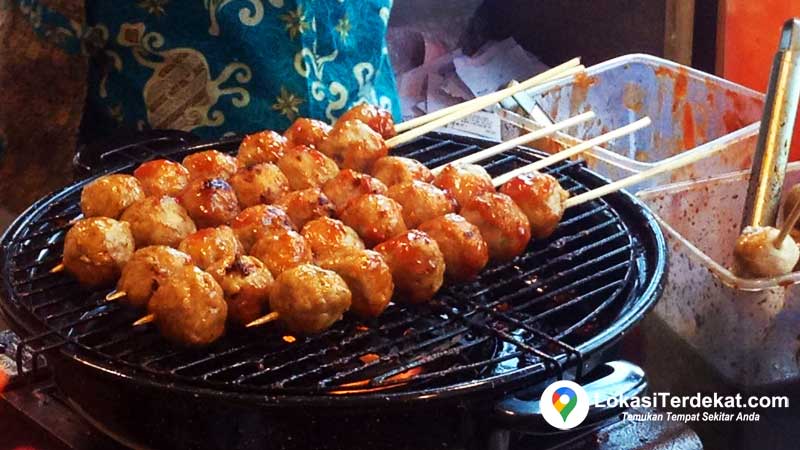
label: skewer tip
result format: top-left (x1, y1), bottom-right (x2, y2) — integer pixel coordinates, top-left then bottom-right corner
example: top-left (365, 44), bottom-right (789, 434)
top-left (133, 314), bottom-right (156, 327)
top-left (105, 290), bottom-right (127, 302)
top-left (245, 311), bottom-right (280, 328)
top-left (50, 263), bottom-right (65, 273)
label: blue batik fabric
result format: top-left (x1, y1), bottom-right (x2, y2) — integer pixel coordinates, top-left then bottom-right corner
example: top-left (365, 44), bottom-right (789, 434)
top-left (84, 0), bottom-right (399, 139)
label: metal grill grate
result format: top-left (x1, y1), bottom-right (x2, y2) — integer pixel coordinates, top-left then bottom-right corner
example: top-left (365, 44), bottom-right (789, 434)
top-left (0, 132), bottom-right (657, 400)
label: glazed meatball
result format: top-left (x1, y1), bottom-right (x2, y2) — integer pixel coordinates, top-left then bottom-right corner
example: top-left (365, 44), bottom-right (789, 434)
top-left (340, 194), bottom-right (407, 247)
top-left (434, 163), bottom-right (494, 210)
top-left (734, 226), bottom-right (800, 278)
top-left (372, 156), bottom-right (434, 187)
top-left (182, 150), bottom-right (238, 181)
top-left (207, 255), bottom-right (274, 326)
top-left (300, 217), bottom-right (365, 259)
top-left (178, 225), bottom-right (242, 270)
top-left (277, 145), bottom-right (340, 191)
top-left (179, 178), bottom-right (241, 228)
top-left (237, 130), bottom-right (288, 167)
top-left (230, 204), bottom-right (295, 251)
top-left (374, 230), bottom-right (445, 304)
top-left (337, 103), bottom-right (396, 139)
top-left (318, 119), bottom-right (388, 173)
top-left (80, 174), bottom-right (145, 219)
top-left (269, 264), bottom-right (351, 334)
top-left (418, 214), bottom-right (488, 281)
top-left (387, 181), bottom-right (456, 228)
top-left (319, 249), bottom-right (393, 318)
top-left (117, 246), bottom-right (193, 308)
top-left (500, 172), bottom-right (569, 239)
top-left (133, 159), bottom-right (190, 197)
top-left (148, 266), bottom-right (227, 346)
top-left (63, 217), bottom-right (135, 287)
top-left (283, 117), bottom-right (332, 149)
top-left (229, 163), bottom-right (290, 207)
top-left (120, 196), bottom-right (197, 247)
top-left (250, 228), bottom-right (313, 276)
top-left (321, 169), bottom-right (388, 213)
top-left (461, 192), bottom-right (531, 262)
top-left (273, 188), bottom-right (334, 229)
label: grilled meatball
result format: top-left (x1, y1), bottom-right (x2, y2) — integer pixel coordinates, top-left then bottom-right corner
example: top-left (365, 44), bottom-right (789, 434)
top-left (374, 230), bottom-right (445, 304)
top-left (182, 150), bottom-right (238, 181)
top-left (117, 246), bottom-right (193, 308)
top-left (269, 264), bottom-right (351, 334)
top-left (230, 204), bottom-right (295, 252)
top-left (319, 119), bottom-right (388, 173)
top-left (133, 159), bottom-right (190, 197)
top-left (178, 225), bottom-right (242, 270)
top-left (80, 174), bottom-right (145, 219)
top-left (372, 156), bottom-right (434, 187)
top-left (283, 117), bottom-right (332, 149)
top-left (500, 172), bottom-right (569, 239)
top-left (120, 196), bottom-right (197, 247)
top-left (433, 163), bottom-right (494, 210)
top-left (340, 194), bottom-right (407, 247)
top-left (461, 192), bottom-right (531, 262)
top-left (418, 213), bottom-right (488, 281)
top-left (63, 217), bottom-right (135, 287)
top-left (734, 226), bottom-right (800, 278)
top-left (179, 178), bottom-right (241, 228)
top-left (207, 255), bottom-right (274, 326)
top-left (148, 266), bottom-right (227, 346)
top-left (300, 217), bottom-right (365, 259)
top-left (277, 145), bottom-right (340, 191)
top-left (387, 181), bottom-right (456, 228)
top-left (237, 130), bottom-right (288, 167)
top-left (273, 188), bottom-right (334, 229)
top-left (250, 228), bottom-right (313, 276)
top-left (319, 249), bottom-right (393, 318)
top-left (337, 103), bottom-right (396, 139)
top-left (229, 163), bottom-right (290, 207)
top-left (322, 169), bottom-right (388, 213)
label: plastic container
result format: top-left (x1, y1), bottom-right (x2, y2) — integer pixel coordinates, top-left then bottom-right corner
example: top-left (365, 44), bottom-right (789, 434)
top-left (636, 162), bottom-right (800, 388)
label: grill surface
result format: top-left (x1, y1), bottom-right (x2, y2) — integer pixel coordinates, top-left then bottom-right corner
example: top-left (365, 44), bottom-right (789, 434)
top-left (0, 132), bottom-right (665, 406)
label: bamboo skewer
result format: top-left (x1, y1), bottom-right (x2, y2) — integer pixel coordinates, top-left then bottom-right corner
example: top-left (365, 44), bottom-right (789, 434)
top-left (776, 199), bottom-right (800, 247)
top-left (133, 314), bottom-right (156, 326)
top-left (394, 58), bottom-right (582, 133)
top-left (105, 290), bottom-right (127, 301)
top-left (245, 311), bottom-right (280, 328)
top-left (50, 263), bottom-right (64, 273)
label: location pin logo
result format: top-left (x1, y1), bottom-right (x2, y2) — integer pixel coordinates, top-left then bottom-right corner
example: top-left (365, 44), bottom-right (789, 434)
top-left (540, 380), bottom-right (589, 430)
top-left (552, 387), bottom-right (578, 422)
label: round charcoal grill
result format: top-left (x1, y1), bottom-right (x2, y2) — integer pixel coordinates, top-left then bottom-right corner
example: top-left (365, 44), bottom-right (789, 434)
top-left (0, 132), bottom-right (666, 450)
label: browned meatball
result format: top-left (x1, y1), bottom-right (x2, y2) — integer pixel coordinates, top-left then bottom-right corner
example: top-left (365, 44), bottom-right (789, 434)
top-left (133, 159), bottom-right (190, 197)
top-left (321, 169), bottom-right (388, 213)
top-left (273, 188), bottom-right (334, 229)
top-left (300, 217), bottom-right (365, 259)
top-left (120, 196), bottom-right (197, 247)
top-left (230, 204), bottom-right (295, 251)
top-left (229, 163), bottom-right (290, 207)
top-left (433, 164), bottom-right (494, 211)
top-left (80, 174), bottom-right (145, 219)
top-left (117, 246), bottom-right (193, 308)
top-left (237, 130), bottom-right (288, 167)
top-left (178, 225), bottom-right (243, 270)
top-left (283, 117), bottom-right (332, 148)
top-left (318, 119), bottom-right (388, 173)
top-left (63, 217), bottom-right (135, 287)
top-left (148, 266), bottom-right (227, 346)
top-left (418, 214), bottom-right (488, 281)
top-left (374, 230), bottom-right (445, 304)
top-left (340, 194), bottom-right (407, 247)
top-left (179, 178), bottom-right (241, 228)
top-left (387, 181), bottom-right (456, 228)
top-left (277, 145), bottom-right (340, 191)
top-left (372, 156), bottom-right (434, 187)
top-left (319, 249), bottom-right (393, 318)
top-left (500, 172), bottom-right (569, 239)
top-left (207, 255), bottom-right (274, 326)
top-left (461, 192), bottom-right (531, 262)
top-left (182, 150), bottom-right (238, 181)
top-left (269, 264), bottom-right (351, 334)
top-left (337, 103), bottom-right (396, 139)
top-left (250, 228), bottom-right (313, 276)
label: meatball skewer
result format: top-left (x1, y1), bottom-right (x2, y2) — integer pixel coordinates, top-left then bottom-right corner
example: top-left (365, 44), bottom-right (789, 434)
top-left (734, 196), bottom-right (800, 278)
